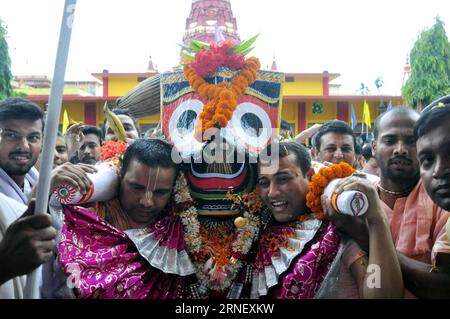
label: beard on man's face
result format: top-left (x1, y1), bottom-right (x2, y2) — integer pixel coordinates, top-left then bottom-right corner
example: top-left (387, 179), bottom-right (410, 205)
top-left (1, 151), bottom-right (37, 176)
top-left (2, 162), bottom-right (34, 176)
top-left (379, 155), bottom-right (419, 184)
top-left (81, 156), bottom-right (97, 165)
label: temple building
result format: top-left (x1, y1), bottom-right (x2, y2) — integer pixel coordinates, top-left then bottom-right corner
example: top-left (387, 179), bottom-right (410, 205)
top-left (183, 0), bottom-right (240, 45)
top-left (18, 0), bottom-right (402, 135)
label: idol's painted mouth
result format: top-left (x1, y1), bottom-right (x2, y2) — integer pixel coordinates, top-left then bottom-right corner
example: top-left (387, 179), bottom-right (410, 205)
top-left (190, 160), bottom-right (245, 178)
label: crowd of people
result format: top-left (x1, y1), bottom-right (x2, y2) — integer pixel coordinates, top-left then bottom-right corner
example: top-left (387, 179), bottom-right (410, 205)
top-left (0, 95), bottom-right (449, 299)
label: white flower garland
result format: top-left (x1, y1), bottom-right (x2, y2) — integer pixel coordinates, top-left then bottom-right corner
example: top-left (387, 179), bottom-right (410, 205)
top-left (173, 172), bottom-right (261, 292)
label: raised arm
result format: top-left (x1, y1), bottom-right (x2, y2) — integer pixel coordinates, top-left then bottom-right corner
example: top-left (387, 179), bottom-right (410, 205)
top-left (294, 124), bottom-right (322, 144)
top-left (64, 123), bottom-right (85, 162)
top-left (326, 177), bottom-right (404, 298)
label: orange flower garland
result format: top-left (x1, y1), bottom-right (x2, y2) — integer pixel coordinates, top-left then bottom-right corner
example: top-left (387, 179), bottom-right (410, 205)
top-left (225, 188), bottom-right (263, 215)
top-left (306, 162), bottom-right (356, 220)
top-left (197, 225), bottom-right (232, 267)
top-left (99, 140), bottom-right (128, 162)
top-left (260, 227), bottom-right (297, 255)
top-left (183, 56), bottom-right (261, 141)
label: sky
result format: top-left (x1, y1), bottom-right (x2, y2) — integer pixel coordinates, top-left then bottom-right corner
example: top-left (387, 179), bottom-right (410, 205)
top-left (1, 0), bottom-right (449, 96)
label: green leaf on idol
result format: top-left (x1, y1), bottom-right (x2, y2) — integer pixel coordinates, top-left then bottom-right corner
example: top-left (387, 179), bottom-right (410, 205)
top-left (190, 39), bottom-right (209, 51)
top-left (182, 50), bottom-right (195, 60)
top-left (238, 46), bottom-right (255, 57)
top-left (234, 33), bottom-right (260, 54)
top-left (178, 43), bottom-right (192, 52)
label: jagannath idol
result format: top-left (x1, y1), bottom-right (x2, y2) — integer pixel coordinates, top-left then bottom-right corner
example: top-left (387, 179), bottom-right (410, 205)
top-left (51, 35), bottom-right (284, 299)
top-left (157, 35), bottom-right (283, 298)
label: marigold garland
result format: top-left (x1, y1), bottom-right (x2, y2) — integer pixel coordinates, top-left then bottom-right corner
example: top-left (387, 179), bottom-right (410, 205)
top-left (306, 162), bottom-right (356, 220)
top-left (260, 226), bottom-right (297, 254)
top-left (184, 56), bottom-right (260, 142)
top-left (173, 173), bottom-right (262, 292)
top-left (99, 140), bottom-right (128, 164)
top-left (225, 188), bottom-right (263, 215)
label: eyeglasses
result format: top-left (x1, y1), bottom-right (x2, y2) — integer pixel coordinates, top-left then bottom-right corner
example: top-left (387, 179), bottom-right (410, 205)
top-left (0, 129), bottom-right (42, 144)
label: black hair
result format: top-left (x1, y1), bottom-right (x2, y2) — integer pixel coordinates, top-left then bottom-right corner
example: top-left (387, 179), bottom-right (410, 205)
top-left (280, 119), bottom-right (292, 131)
top-left (81, 125), bottom-right (102, 143)
top-left (0, 97), bottom-right (44, 130)
top-left (101, 108), bottom-right (140, 138)
top-left (373, 107), bottom-right (419, 139)
top-left (421, 94), bottom-right (450, 113)
top-left (414, 102), bottom-right (450, 140)
top-left (260, 141), bottom-right (311, 175)
top-left (121, 138), bottom-right (178, 176)
top-left (361, 143), bottom-right (373, 161)
top-left (313, 120), bottom-right (355, 150)
top-left (355, 143), bottom-right (362, 156)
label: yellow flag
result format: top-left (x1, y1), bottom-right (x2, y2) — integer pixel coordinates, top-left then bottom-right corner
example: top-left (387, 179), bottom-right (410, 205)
top-left (62, 109), bottom-right (70, 134)
top-left (363, 100), bottom-right (372, 128)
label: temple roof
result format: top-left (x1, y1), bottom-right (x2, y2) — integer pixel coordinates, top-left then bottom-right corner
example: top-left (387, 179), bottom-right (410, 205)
top-left (182, 0), bottom-right (240, 46)
top-left (147, 55), bottom-right (157, 72)
top-left (271, 55), bottom-right (278, 71)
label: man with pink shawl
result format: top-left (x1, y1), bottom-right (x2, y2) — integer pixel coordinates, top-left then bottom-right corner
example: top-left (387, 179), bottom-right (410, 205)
top-left (254, 141), bottom-right (403, 299)
top-left (46, 139), bottom-right (195, 298)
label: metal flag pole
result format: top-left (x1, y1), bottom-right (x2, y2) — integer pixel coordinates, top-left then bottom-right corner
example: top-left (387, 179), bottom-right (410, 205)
top-left (361, 108), bottom-right (365, 142)
top-left (24, 0), bottom-right (77, 299)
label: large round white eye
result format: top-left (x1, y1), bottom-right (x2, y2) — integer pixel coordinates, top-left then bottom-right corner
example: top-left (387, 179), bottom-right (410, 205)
top-left (228, 102), bottom-right (272, 154)
top-left (168, 99), bottom-right (204, 155)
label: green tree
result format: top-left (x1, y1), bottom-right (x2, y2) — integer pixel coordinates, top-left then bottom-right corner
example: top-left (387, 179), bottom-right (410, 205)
top-left (0, 18), bottom-right (13, 100)
top-left (403, 17), bottom-right (450, 108)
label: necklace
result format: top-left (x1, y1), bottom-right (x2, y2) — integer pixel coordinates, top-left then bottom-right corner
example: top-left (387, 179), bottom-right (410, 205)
top-left (377, 184), bottom-right (413, 197)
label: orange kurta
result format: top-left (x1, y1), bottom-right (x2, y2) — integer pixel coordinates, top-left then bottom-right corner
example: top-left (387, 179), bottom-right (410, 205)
top-left (379, 180), bottom-right (450, 265)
